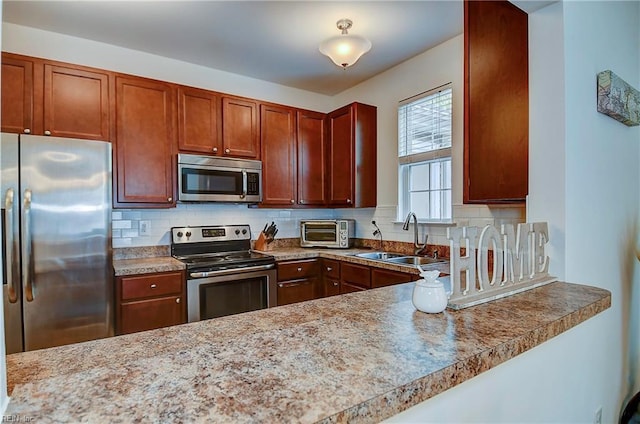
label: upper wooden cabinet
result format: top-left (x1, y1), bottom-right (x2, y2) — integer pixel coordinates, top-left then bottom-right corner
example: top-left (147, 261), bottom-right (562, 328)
top-left (297, 110), bottom-right (327, 207)
top-left (464, 0), bottom-right (528, 203)
top-left (1, 54), bottom-right (34, 134)
top-left (177, 86), bottom-right (221, 155)
top-left (1, 53), bottom-right (111, 140)
top-left (43, 64), bottom-right (111, 140)
top-left (327, 102), bottom-right (377, 208)
top-left (115, 75), bottom-right (176, 208)
top-left (261, 104), bottom-right (297, 206)
top-left (222, 96), bottom-right (259, 159)
top-left (261, 106), bottom-right (328, 208)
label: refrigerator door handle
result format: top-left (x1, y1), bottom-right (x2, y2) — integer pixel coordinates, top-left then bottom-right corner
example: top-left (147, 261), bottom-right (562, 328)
top-left (22, 188), bottom-right (34, 302)
top-left (4, 188), bottom-right (18, 303)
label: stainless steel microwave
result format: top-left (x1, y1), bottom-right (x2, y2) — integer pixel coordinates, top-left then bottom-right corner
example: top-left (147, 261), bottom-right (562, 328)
top-left (300, 219), bottom-right (355, 249)
top-left (178, 154), bottom-right (262, 203)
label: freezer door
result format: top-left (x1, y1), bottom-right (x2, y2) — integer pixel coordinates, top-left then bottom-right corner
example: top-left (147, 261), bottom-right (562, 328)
top-left (20, 135), bottom-right (113, 351)
top-left (1, 133), bottom-right (24, 354)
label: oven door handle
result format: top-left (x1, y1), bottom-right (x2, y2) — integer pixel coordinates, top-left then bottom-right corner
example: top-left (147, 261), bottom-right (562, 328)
top-left (189, 263), bottom-right (275, 279)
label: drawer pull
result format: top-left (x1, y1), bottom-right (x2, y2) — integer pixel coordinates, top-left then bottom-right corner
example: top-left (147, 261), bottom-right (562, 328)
top-left (297, 267), bottom-right (302, 272)
top-left (150, 284), bottom-right (157, 289)
top-left (278, 283), bottom-right (283, 288)
top-left (333, 282), bottom-right (339, 286)
top-left (176, 298), bottom-right (180, 304)
top-left (326, 267), bottom-right (332, 272)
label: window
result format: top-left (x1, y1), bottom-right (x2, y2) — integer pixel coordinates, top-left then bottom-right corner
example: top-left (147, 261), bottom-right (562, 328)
top-left (398, 85), bottom-right (452, 221)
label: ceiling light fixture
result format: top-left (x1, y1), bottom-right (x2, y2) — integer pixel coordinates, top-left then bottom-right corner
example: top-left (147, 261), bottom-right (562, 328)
top-left (319, 19), bottom-right (372, 69)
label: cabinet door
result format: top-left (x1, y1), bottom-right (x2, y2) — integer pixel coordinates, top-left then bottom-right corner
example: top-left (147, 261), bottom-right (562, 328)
top-left (261, 104), bottom-right (296, 205)
top-left (464, 0), bottom-right (528, 203)
top-left (277, 278), bottom-right (317, 306)
top-left (371, 268), bottom-right (415, 289)
top-left (340, 262), bottom-right (371, 289)
top-left (323, 278), bottom-right (341, 297)
top-left (119, 296), bottom-right (184, 335)
top-left (115, 76), bottom-right (176, 207)
top-left (340, 281), bottom-right (367, 294)
top-left (177, 86), bottom-right (221, 155)
top-left (43, 64), bottom-right (110, 140)
top-left (297, 110), bottom-right (327, 206)
top-left (327, 105), bottom-right (354, 206)
top-left (1, 54), bottom-right (34, 134)
top-left (222, 96), bottom-right (259, 158)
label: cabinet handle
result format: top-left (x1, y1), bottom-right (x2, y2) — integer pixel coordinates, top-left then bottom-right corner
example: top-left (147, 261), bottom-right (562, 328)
top-left (176, 298), bottom-right (180, 304)
top-left (44, 130), bottom-right (51, 136)
top-left (290, 199), bottom-right (295, 204)
top-left (150, 284), bottom-right (157, 289)
top-left (278, 283), bottom-right (283, 288)
top-left (327, 267), bottom-right (332, 272)
top-left (225, 148), bottom-right (230, 154)
top-left (297, 267), bottom-right (302, 272)
top-left (333, 282), bottom-right (339, 286)
top-left (23, 129), bottom-right (31, 134)
top-left (300, 200), bottom-right (304, 204)
top-left (167, 197), bottom-right (172, 202)
top-left (346, 198), bottom-right (352, 204)
top-left (213, 147), bottom-right (218, 153)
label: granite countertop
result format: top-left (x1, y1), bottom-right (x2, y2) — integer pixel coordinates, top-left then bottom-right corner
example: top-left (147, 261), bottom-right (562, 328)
top-left (5, 281), bottom-right (610, 423)
top-left (112, 247), bottom-right (449, 277)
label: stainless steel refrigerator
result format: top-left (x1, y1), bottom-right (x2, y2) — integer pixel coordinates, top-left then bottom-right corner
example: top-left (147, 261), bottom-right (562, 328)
top-left (1, 133), bottom-right (113, 353)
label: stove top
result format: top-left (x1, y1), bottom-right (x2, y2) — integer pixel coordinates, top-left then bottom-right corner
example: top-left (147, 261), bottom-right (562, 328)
top-left (170, 225), bottom-right (275, 273)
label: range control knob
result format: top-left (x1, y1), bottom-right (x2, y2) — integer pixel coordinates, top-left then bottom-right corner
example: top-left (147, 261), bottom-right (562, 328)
top-left (177, 232), bottom-right (184, 238)
top-left (235, 229), bottom-right (240, 235)
top-left (185, 231), bottom-right (192, 238)
top-left (242, 229), bottom-right (247, 235)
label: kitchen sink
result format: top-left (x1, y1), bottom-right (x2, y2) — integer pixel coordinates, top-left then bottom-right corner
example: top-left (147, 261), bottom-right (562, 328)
top-left (353, 251), bottom-right (406, 260)
top-left (386, 256), bottom-right (447, 265)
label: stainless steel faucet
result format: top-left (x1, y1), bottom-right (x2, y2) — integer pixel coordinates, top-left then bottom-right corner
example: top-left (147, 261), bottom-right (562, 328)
top-left (402, 212), bottom-right (428, 255)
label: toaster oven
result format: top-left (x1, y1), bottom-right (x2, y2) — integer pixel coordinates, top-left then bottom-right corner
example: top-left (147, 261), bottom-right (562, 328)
top-left (300, 219), bottom-right (355, 249)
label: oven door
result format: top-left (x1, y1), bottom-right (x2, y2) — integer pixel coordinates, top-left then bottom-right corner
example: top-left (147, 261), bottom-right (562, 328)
top-left (186, 265), bottom-right (277, 322)
top-left (301, 221), bottom-right (339, 247)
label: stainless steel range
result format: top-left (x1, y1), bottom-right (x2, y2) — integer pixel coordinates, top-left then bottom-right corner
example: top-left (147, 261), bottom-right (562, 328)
top-left (171, 225), bottom-right (277, 322)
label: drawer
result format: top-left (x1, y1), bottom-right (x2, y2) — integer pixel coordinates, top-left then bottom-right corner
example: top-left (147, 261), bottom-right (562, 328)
top-left (322, 259), bottom-right (340, 279)
top-left (120, 271), bottom-right (183, 301)
top-left (276, 278), bottom-right (317, 306)
top-left (119, 295), bottom-right (184, 334)
top-left (371, 268), bottom-right (416, 289)
top-left (278, 259), bottom-right (320, 281)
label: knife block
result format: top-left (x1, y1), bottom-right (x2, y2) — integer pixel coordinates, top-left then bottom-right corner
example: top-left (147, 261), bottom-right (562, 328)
top-left (254, 232), bottom-right (270, 251)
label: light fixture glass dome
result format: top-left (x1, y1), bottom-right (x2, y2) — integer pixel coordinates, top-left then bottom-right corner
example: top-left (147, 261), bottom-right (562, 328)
top-left (319, 19), bottom-right (372, 69)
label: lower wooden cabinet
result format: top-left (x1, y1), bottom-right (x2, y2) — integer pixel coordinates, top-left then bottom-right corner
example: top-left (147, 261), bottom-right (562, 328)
top-left (340, 262), bottom-right (371, 290)
top-left (277, 278), bottom-right (318, 306)
top-left (371, 268), bottom-right (417, 289)
top-left (116, 270), bottom-right (186, 335)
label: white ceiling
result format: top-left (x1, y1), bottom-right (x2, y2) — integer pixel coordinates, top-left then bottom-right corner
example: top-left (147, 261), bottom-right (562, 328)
top-left (2, 1), bottom-right (553, 96)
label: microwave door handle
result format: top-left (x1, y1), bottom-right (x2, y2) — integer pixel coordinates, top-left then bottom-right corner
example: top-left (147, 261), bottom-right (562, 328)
top-left (240, 170), bottom-right (247, 199)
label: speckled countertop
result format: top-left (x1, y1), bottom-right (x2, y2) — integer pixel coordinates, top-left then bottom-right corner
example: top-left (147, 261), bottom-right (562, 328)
top-left (113, 246), bottom-right (449, 277)
top-left (6, 281), bottom-right (610, 423)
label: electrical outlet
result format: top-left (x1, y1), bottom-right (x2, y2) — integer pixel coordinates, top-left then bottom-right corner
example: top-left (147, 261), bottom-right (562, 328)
top-left (139, 220), bottom-right (151, 236)
top-left (594, 406), bottom-right (602, 424)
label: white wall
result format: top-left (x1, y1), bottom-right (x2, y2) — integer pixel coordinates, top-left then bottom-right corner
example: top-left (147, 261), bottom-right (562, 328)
top-left (388, 2), bottom-right (640, 422)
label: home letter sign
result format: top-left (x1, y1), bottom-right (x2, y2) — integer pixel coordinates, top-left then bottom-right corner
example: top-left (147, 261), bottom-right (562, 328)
top-left (446, 222), bottom-right (557, 309)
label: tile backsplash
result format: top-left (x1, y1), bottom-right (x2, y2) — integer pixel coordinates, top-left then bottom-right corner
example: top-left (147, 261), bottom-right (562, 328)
top-left (112, 203), bottom-right (525, 249)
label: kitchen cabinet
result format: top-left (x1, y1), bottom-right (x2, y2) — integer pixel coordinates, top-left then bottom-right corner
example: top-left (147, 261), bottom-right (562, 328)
top-left (116, 271), bottom-right (186, 335)
top-left (340, 262), bottom-right (371, 290)
top-left (463, 0), bottom-right (528, 203)
top-left (261, 107), bottom-right (328, 208)
top-left (327, 102), bottom-right (377, 208)
top-left (1, 53), bottom-right (111, 140)
top-left (321, 259), bottom-right (340, 297)
top-left (222, 96), bottom-right (259, 159)
top-left (297, 110), bottom-right (327, 206)
top-left (115, 75), bottom-right (176, 208)
top-left (371, 268), bottom-right (417, 289)
top-left (177, 86), bottom-right (221, 155)
top-left (277, 259), bottom-right (320, 305)
top-left (1, 53), bottom-right (34, 134)
top-left (261, 104), bottom-right (297, 206)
